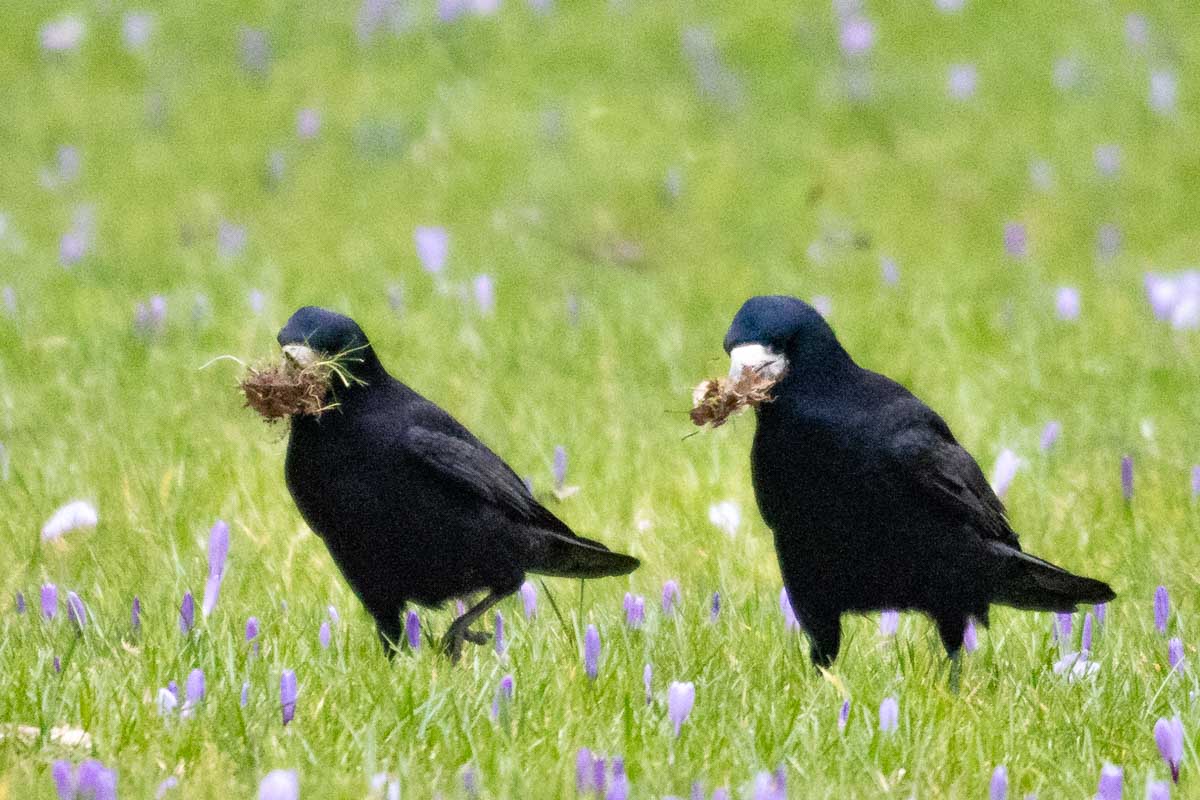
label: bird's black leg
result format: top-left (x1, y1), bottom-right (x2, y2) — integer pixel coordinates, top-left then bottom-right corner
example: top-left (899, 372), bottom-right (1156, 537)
top-left (441, 589), bottom-right (510, 662)
top-left (803, 612), bottom-right (842, 669)
top-left (934, 614), bottom-right (966, 693)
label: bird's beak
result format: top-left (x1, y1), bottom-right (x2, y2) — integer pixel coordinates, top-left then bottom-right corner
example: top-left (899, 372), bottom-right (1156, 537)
top-left (282, 343), bottom-right (319, 368)
top-left (728, 343), bottom-right (787, 382)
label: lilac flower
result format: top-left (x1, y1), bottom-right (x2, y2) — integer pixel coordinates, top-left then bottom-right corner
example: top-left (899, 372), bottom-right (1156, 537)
top-left (839, 16), bottom-right (875, 57)
top-left (185, 668), bottom-right (206, 708)
top-left (1168, 637), bottom-right (1184, 671)
top-left (1040, 422), bottom-right (1061, 452)
top-left (168, 681), bottom-right (178, 699)
top-left (134, 295), bottom-right (168, 338)
top-left (202, 520), bottom-right (230, 618)
top-left (1121, 456), bottom-right (1134, 502)
top-left (878, 696), bottom-right (899, 733)
top-left (1081, 612), bottom-right (1094, 653)
top-left (1095, 145), bottom-right (1122, 179)
top-left (1055, 287), bottom-right (1081, 321)
top-left (15, 591), bottom-right (25, 614)
top-left (947, 64), bottom-right (978, 100)
top-left (40, 16), bottom-right (86, 53)
top-left (42, 583), bottom-right (58, 619)
top-left (1146, 780), bottom-right (1170, 800)
top-left (1154, 717), bottom-right (1184, 783)
top-left (1097, 223), bottom-right (1121, 260)
top-left (879, 610), bottom-right (899, 637)
top-left (990, 766), bottom-right (1008, 800)
top-left (837, 699), bottom-right (850, 732)
top-left (247, 289), bottom-right (266, 315)
top-left (811, 296), bottom-right (833, 319)
top-left (179, 591), bottom-right (194, 634)
top-left (406, 610), bottom-right (421, 649)
top-left (1150, 70), bottom-right (1178, 115)
top-left (217, 220), bottom-right (247, 260)
top-left (607, 760), bottom-right (629, 800)
top-left (61, 760), bottom-right (117, 800)
top-left (318, 621), bottom-right (331, 649)
top-left (584, 624), bottom-right (600, 679)
top-left (1096, 602), bottom-right (1107, 625)
top-left (708, 500), bottom-right (741, 537)
top-left (575, 749), bottom-right (594, 793)
top-left (964, 617), bottom-right (979, 653)
top-left (1154, 586), bottom-right (1170, 632)
top-left (246, 616), bottom-right (260, 654)
top-left (667, 681), bottom-right (695, 736)
top-left (991, 450), bottom-right (1020, 498)
top-left (52, 759), bottom-right (74, 799)
top-left (1052, 57), bottom-right (1081, 92)
top-left (494, 611), bottom-right (506, 655)
top-left (296, 108), bottom-right (321, 141)
top-left (241, 681), bottom-right (249, 707)
top-left (1125, 13), bottom-right (1149, 49)
top-left (55, 145), bottom-right (81, 184)
top-left (1055, 613), bottom-right (1073, 644)
top-left (122, 12), bottom-right (156, 51)
top-left (66, 591), bottom-right (86, 632)
top-left (1002, 223), bottom-right (1027, 259)
top-left (1053, 650), bottom-right (1099, 681)
top-left (473, 275), bottom-right (496, 315)
top-left (780, 587), bottom-right (800, 631)
top-left (156, 777), bottom-right (179, 798)
top-left (750, 770), bottom-right (785, 800)
top-left (59, 212), bottom-right (92, 267)
top-left (491, 674), bottom-right (514, 720)
top-left (643, 663), bottom-right (653, 704)
top-left (881, 257), bottom-right (900, 286)
top-left (1096, 764), bottom-right (1123, 800)
top-left (552, 445), bottom-right (568, 490)
top-left (280, 669), bottom-right (297, 725)
top-left (592, 755), bottom-right (607, 795)
top-left (239, 27), bottom-right (272, 77)
top-left (710, 591), bottom-right (721, 622)
top-left (1191, 466), bottom-right (1200, 498)
top-left (622, 593), bottom-right (644, 629)
top-left (54, 656), bottom-right (61, 673)
top-left (662, 580), bottom-right (681, 615)
top-left (414, 226), bottom-right (448, 275)
top-left (42, 500), bottom-right (99, 540)
top-left (1030, 159), bottom-right (1054, 192)
top-left (157, 687), bottom-right (178, 716)
top-left (257, 769), bottom-right (298, 800)
top-left (520, 581), bottom-right (536, 619)
top-left (130, 596), bottom-right (141, 632)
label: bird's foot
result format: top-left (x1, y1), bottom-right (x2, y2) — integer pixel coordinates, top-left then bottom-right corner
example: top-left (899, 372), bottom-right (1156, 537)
top-left (439, 619), bottom-right (492, 662)
top-left (462, 629), bottom-right (492, 646)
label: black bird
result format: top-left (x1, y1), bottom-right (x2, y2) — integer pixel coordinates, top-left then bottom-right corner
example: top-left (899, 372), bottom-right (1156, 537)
top-left (276, 306), bottom-right (639, 659)
top-left (720, 295), bottom-right (1114, 684)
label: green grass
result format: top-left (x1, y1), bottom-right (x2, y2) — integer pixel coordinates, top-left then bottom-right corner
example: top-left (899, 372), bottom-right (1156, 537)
top-left (2, 1), bottom-right (1199, 797)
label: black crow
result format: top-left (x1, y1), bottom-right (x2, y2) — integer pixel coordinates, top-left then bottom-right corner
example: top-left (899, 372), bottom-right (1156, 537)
top-left (720, 295), bottom-right (1114, 684)
top-left (275, 306), bottom-right (639, 659)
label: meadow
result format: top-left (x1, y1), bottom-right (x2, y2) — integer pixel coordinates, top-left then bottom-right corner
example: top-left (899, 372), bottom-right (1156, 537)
top-left (1, 1), bottom-right (1199, 797)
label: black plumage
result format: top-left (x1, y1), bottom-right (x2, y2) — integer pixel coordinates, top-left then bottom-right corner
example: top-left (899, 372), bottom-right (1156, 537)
top-left (721, 296), bottom-right (1114, 677)
top-left (276, 307), bottom-right (639, 659)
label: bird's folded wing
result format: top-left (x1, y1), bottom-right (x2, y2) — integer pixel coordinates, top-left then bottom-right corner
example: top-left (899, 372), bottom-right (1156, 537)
top-left (885, 405), bottom-right (1021, 550)
top-left (404, 424), bottom-right (572, 534)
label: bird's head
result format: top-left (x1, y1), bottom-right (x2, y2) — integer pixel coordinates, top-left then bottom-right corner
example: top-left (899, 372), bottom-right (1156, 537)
top-left (722, 295), bottom-right (846, 383)
top-left (276, 306), bottom-right (383, 382)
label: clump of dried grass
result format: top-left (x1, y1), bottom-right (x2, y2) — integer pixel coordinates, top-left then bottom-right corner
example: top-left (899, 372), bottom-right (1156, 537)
top-left (239, 358), bottom-right (335, 422)
top-left (689, 367), bottom-right (780, 428)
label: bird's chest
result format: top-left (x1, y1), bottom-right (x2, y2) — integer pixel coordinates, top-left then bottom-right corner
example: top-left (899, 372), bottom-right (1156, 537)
top-left (284, 418), bottom-right (398, 534)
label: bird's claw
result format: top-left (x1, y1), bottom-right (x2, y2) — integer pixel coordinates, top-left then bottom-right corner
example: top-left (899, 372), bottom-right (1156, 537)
top-left (439, 622), bottom-right (491, 662)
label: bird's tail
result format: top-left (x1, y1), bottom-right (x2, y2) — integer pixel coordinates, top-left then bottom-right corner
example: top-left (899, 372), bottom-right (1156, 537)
top-left (529, 530), bottom-right (640, 579)
top-left (990, 543), bottom-right (1115, 612)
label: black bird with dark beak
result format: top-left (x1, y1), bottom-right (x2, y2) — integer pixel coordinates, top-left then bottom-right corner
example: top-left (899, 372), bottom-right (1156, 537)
top-left (720, 295), bottom-right (1114, 688)
top-left (276, 306), bottom-right (639, 659)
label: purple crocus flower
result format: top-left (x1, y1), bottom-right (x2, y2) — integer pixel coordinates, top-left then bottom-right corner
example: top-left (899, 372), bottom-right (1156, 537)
top-left (1146, 781), bottom-right (1170, 800)
top-left (42, 500), bottom-right (99, 540)
top-left (257, 769), bottom-right (298, 800)
top-left (992, 450), bottom-right (1020, 499)
top-left (280, 669), bottom-right (297, 725)
top-left (168, 681), bottom-right (178, 699)
top-left (202, 520), bottom-right (230, 618)
top-left (1121, 456), bottom-right (1134, 502)
top-left (15, 591), bottom-right (25, 614)
top-left (53, 656), bottom-right (61, 673)
top-left (1168, 637), bottom-right (1184, 671)
top-left (1040, 422), bottom-right (1061, 452)
top-left (66, 591), bottom-right (86, 632)
top-left (405, 610), bottom-right (421, 649)
top-left (1154, 717), bottom-right (1184, 783)
top-left (750, 771), bottom-right (785, 800)
top-left (989, 766), bottom-right (1007, 800)
top-left (326, 605), bottom-right (338, 626)
top-left (607, 760), bottom-right (629, 800)
top-left (42, 584), bottom-right (58, 619)
top-left (576, 749), bottom-right (594, 793)
top-left (156, 776), bottom-right (179, 798)
top-left (1095, 144), bottom-right (1122, 178)
top-left (1081, 612), bottom-right (1093, 653)
top-left (584, 624), bottom-right (600, 679)
top-left (121, 12), bottom-right (156, 52)
top-left (131, 596), bottom-right (141, 632)
top-left (662, 580), bottom-right (681, 616)
top-left (520, 581), bottom-right (537, 619)
top-left (179, 591), bottom-right (194, 634)
top-left (964, 617), bottom-right (979, 653)
top-left (414, 226), bottom-right (448, 275)
top-left (881, 257), bottom-right (900, 287)
top-left (494, 611), bottom-right (505, 655)
top-left (1125, 13), bottom-right (1149, 48)
top-left (1002, 223), bottom-right (1027, 259)
top-left (710, 591), bottom-right (721, 622)
top-left (318, 621), bottom-right (331, 649)
top-left (623, 593), bottom-right (644, 629)
top-left (1155, 586), bottom-right (1170, 633)
top-left (667, 681), bottom-right (695, 736)
top-left (878, 696), bottom-right (899, 733)
top-left (1151, 70), bottom-right (1178, 115)
top-left (1055, 287), bottom-right (1081, 321)
top-left (52, 759), bottom-right (74, 798)
top-left (40, 16), bottom-right (86, 53)
top-left (1191, 465), bottom-right (1200, 498)
top-left (879, 610), bottom-right (899, 637)
top-left (185, 668), bottom-right (205, 707)
top-left (473, 275), bottom-right (496, 315)
top-left (839, 16), bottom-right (875, 57)
top-left (1055, 613), bottom-right (1073, 644)
top-left (1096, 764), bottom-right (1123, 800)
top-left (246, 616), bottom-right (260, 654)
top-left (1096, 602), bottom-right (1107, 625)
top-left (947, 63), bottom-right (978, 100)
top-left (592, 757), bottom-right (606, 795)
top-left (76, 760), bottom-right (118, 800)
top-left (552, 445), bottom-right (568, 490)
top-left (296, 108), bottom-right (321, 141)
top-left (780, 586), bottom-right (800, 631)
top-left (1097, 223), bottom-right (1121, 260)
top-left (240, 681), bottom-right (249, 707)
top-left (643, 662), bottom-right (652, 705)
top-left (491, 673), bottom-right (514, 720)
top-left (157, 687), bottom-right (178, 716)
top-left (217, 220), bottom-right (246, 260)
top-left (238, 27), bottom-right (272, 76)
top-left (837, 699), bottom-right (850, 732)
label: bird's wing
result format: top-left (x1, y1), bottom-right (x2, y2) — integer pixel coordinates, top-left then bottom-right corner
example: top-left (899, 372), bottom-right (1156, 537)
top-left (883, 399), bottom-right (1021, 550)
top-left (403, 421), bottom-right (574, 536)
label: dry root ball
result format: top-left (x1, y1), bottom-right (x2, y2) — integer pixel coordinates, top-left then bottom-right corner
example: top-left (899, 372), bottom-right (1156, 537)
top-left (240, 358), bottom-right (334, 423)
top-left (689, 367), bottom-right (780, 428)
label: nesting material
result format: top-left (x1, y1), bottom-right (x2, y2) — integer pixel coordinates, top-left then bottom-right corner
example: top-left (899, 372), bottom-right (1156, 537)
top-left (689, 366), bottom-right (780, 428)
top-left (239, 357), bottom-right (334, 422)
